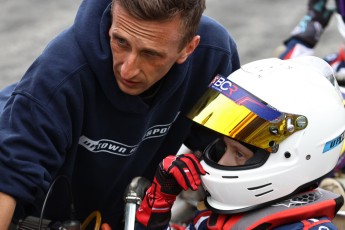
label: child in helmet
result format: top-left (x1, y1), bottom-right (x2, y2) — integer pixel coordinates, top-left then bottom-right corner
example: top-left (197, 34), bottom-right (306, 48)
top-left (135, 56), bottom-right (345, 229)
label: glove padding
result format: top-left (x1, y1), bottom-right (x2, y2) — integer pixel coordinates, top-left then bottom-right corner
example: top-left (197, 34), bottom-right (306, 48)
top-left (136, 153), bottom-right (206, 229)
top-left (286, 0), bottom-right (334, 47)
top-left (160, 152), bottom-right (206, 192)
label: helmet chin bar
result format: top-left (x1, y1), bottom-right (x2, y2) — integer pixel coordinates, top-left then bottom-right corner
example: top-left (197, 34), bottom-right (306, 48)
top-left (203, 174), bottom-right (324, 214)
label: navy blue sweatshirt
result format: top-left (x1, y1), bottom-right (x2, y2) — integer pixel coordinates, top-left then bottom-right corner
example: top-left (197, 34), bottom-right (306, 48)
top-left (0, 0), bottom-right (239, 227)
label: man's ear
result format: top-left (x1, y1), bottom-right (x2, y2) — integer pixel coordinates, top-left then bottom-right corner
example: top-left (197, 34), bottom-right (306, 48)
top-left (176, 35), bottom-right (200, 64)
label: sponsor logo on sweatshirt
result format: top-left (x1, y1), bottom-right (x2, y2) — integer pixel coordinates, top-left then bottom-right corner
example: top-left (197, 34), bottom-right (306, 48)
top-left (79, 114), bottom-right (179, 156)
top-left (79, 136), bottom-right (138, 156)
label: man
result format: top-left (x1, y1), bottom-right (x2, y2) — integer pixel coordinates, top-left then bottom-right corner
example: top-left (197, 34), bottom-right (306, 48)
top-left (0, 0), bottom-right (240, 228)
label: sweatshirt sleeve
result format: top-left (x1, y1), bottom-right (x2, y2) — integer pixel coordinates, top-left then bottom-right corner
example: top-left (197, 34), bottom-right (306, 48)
top-left (0, 92), bottom-right (69, 204)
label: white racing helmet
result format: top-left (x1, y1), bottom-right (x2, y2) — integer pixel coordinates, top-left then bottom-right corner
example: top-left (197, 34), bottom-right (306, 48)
top-left (187, 56), bottom-right (345, 213)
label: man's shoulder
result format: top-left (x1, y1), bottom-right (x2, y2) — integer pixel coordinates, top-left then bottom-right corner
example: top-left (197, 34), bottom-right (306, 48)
top-left (199, 15), bottom-right (227, 32)
top-left (197, 15), bottom-right (236, 52)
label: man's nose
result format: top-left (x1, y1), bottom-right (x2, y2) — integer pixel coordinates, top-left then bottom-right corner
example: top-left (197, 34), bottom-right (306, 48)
top-left (120, 53), bottom-right (140, 79)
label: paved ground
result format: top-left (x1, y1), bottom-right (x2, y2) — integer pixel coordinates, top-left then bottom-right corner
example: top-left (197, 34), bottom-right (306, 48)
top-left (0, 0), bottom-right (343, 88)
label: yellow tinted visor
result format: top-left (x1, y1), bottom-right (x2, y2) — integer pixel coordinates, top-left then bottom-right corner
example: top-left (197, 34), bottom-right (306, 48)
top-left (187, 75), bottom-right (308, 152)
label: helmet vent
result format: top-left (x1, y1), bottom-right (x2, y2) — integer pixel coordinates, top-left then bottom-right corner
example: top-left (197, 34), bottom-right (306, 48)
top-left (254, 189), bottom-right (274, 197)
top-left (247, 183), bottom-right (274, 197)
top-left (222, 175), bottom-right (239, 179)
top-left (247, 183), bottom-right (272, 190)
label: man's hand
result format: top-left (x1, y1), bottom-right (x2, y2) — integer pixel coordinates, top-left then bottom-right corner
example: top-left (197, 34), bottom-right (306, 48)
top-left (0, 192), bottom-right (16, 230)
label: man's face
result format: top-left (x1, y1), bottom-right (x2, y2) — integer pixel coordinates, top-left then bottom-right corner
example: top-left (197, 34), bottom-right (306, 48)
top-left (109, 4), bottom-right (199, 95)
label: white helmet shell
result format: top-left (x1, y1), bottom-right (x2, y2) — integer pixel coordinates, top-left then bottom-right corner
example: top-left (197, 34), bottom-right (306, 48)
top-left (196, 56), bottom-right (345, 213)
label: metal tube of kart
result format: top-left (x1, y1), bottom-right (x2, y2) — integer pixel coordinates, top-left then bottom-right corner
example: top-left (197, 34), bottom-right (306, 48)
top-left (124, 203), bottom-right (137, 230)
top-left (123, 177), bottom-right (151, 230)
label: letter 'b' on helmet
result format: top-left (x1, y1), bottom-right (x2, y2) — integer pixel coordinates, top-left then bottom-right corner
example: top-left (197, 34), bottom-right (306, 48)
top-left (187, 56), bottom-right (345, 213)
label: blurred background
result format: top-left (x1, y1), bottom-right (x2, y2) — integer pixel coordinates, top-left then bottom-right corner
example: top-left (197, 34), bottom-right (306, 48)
top-left (0, 0), bottom-right (344, 87)
top-left (1, 0), bottom-right (345, 228)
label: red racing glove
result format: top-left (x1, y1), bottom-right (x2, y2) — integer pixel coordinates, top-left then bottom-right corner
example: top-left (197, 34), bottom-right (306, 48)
top-left (136, 153), bottom-right (206, 229)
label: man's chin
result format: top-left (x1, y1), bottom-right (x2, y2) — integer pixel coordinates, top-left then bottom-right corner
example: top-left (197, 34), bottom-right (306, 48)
top-left (118, 84), bottom-right (143, 96)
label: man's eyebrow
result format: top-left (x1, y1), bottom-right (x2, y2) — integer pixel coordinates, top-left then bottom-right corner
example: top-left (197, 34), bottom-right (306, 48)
top-left (110, 31), bottom-right (122, 39)
top-left (110, 31), bottom-right (167, 57)
top-left (141, 47), bottom-right (166, 57)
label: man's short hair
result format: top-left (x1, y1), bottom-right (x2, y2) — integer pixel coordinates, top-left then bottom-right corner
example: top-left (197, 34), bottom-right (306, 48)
top-left (112, 0), bottom-right (206, 49)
